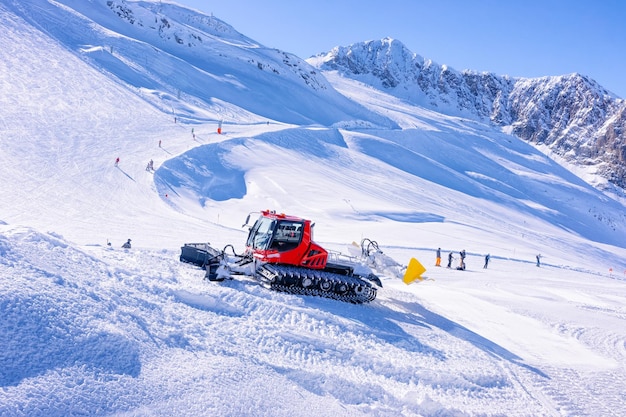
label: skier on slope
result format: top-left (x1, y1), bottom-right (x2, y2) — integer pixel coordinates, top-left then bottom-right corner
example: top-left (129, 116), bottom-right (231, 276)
top-left (435, 247), bottom-right (441, 267)
top-left (122, 239), bottom-right (131, 249)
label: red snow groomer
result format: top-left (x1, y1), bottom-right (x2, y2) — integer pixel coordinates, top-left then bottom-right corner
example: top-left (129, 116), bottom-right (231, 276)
top-left (181, 210), bottom-right (425, 303)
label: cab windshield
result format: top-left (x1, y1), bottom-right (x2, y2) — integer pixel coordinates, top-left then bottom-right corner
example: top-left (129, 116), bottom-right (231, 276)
top-left (246, 216), bottom-right (276, 250)
top-left (246, 216), bottom-right (304, 252)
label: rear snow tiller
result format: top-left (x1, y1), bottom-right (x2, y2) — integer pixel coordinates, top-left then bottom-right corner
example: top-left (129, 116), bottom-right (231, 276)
top-left (180, 210), bottom-right (425, 303)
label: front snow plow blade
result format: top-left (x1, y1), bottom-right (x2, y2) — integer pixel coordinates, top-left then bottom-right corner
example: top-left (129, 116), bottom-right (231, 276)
top-left (180, 243), bottom-right (223, 280)
top-left (403, 257), bottom-right (426, 284)
top-left (180, 243), bottom-right (219, 267)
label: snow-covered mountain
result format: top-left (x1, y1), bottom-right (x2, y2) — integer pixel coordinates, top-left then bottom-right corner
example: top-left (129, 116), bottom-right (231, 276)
top-left (310, 38), bottom-right (626, 191)
top-left (7, 0), bottom-right (394, 128)
top-left (2, 1), bottom-right (626, 416)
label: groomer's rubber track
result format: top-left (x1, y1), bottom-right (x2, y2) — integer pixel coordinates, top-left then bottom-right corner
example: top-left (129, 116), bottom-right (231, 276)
top-left (254, 264), bottom-right (377, 304)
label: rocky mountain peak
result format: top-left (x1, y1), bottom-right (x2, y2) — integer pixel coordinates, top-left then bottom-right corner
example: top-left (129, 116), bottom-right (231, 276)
top-left (311, 39), bottom-right (626, 191)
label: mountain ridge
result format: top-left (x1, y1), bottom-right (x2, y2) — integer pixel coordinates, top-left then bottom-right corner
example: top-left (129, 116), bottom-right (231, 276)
top-left (309, 37), bottom-right (626, 191)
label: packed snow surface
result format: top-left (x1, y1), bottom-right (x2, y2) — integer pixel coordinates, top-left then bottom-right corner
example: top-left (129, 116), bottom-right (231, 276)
top-left (1, 1), bottom-right (626, 416)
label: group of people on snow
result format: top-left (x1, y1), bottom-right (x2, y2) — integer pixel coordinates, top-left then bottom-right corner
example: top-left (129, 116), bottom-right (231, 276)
top-left (436, 249), bottom-right (541, 271)
top-left (106, 238), bottom-right (132, 249)
top-left (440, 249), bottom-right (466, 270)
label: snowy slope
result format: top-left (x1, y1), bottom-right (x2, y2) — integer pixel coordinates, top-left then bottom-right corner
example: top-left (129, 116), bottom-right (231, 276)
top-left (309, 38), bottom-right (626, 192)
top-left (3, 223), bottom-right (625, 417)
top-left (6, 0), bottom-right (392, 128)
top-left (2, 1), bottom-right (626, 416)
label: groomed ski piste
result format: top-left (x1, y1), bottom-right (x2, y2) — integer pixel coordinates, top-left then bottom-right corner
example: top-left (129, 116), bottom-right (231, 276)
top-left (1, 1), bottom-right (626, 416)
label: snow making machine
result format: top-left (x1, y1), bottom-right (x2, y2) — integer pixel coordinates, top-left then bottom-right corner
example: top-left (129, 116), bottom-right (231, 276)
top-left (180, 210), bottom-right (426, 303)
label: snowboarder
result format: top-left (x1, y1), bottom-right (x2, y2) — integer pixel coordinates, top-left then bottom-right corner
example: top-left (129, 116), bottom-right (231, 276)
top-left (484, 254), bottom-right (490, 269)
top-left (158, 139), bottom-right (162, 148)
top-left (536, 254), bottom-right (541, 267)
top-left (122, 239), bottom-right (131, 249)
top-left (447, 252), bottom-right (454, 268)
top-left (435, 248), bottom-right (441, 267)
top-left (115, 157), bottom-right (120, 167)
top-left (146, 159), bottom-right (154, 171)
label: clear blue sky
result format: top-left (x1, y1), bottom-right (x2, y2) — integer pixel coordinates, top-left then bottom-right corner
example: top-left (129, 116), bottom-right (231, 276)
top-left (178, 0), bottom-right (626, 98)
